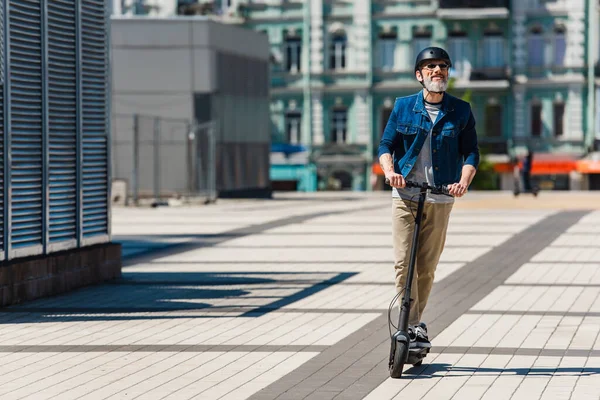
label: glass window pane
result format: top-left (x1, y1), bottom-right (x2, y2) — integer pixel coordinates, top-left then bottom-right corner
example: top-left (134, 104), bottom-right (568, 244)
top-left (554, 35), bottom-right (566, 66)
top-left (412, 38), bottom-right (431, 61)
top-left (483, 36), bottom-right (504, 68)
top-left (330, 35), bottom-right (347, 70)
top-left (528, 35), bottom-right (544, 66)
top-left (285, 38), bottom-right (301, 72)
top-left (379, 39), bottom-right (396, 70)
top-left (448, 37), bottom-right (470, 77)
top-left (285, 111), bottom-right (302, 144)
top-left (332, 109), bottom-right (348, 143)
top-left (553, 103), bottom-right (565, 137)
top-left (531, 104), bottom-right (542, 136)
top-left (485, 104), bottom-right (503, 137)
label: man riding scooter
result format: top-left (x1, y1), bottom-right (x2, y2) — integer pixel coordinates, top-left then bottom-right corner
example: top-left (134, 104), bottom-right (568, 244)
top-left (378, 47), bottom-right (480, 351)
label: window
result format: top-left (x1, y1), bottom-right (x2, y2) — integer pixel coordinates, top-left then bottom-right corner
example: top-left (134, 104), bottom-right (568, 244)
top-left (483, 31), bottom-right (505, 68)
top-left (484, 104), bottom-right (503, 137)
top-left (447, 31), bottom-right (470, 78)
top-left (412, 29), bottom-right (432, 61)
top-left (380, 106), bottom-right (393, 140)
top-left (285, 36), bottom-right (302, 73)
top-left (330, 33), bottom-right (347, 70)
top-left (221, 0), bottom-right (233, 13)
top-left (553, 25), bottom-right (566, 66)
top-left (331, 107), bottom-right (348, 144)
top-left (378, 31), bottom-right (397, 71)
top-left (531, 103), bottom-right (542, 136)
top-left (285, 111), bottom-right (302, 144)
top-left (553, 102), bottom-right (565, 137)
top-left (528, 27), bottom-right (544, 67)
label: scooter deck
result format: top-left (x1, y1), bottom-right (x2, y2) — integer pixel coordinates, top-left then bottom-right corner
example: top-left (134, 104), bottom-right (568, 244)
top-left (407, 347), bottom-right (429, 365)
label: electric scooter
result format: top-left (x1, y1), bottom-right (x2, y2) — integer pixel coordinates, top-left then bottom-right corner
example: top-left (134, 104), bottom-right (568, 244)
top-left (384, 178), bottom-right (452, 379)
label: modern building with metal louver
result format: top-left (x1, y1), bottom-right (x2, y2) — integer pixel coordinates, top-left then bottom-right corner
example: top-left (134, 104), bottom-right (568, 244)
top-left (0, 0), bottom-right (120, 306)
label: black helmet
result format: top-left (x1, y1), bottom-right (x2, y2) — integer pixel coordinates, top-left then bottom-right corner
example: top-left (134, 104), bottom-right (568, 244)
top-left (414, 47), bottom-right (452, 72)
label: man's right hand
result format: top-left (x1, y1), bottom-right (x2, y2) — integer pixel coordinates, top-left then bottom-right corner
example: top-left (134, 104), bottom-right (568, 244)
top-left (385, 172), bottom-right (406, 188)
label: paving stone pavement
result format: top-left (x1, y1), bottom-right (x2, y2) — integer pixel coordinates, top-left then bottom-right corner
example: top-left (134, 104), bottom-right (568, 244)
top-left (1, 191), bottom-right (600, 399)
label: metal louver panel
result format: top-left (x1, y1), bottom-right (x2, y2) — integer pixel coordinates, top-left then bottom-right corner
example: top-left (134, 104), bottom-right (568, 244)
top-left (9, 0), bottom-right (43, 256)
top-left (0, 0), bottom-right (5, 258)
top-left (81, 0), bottom-right (109, 242)
top-left (47, 0), bottom-right (77, 250)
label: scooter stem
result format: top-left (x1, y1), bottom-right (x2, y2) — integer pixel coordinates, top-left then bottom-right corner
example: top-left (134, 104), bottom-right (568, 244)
top-left (397, 185), bottom-right (428, 332)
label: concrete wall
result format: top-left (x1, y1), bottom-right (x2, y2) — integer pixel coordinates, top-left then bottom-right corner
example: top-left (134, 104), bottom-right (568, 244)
top-left (111, 18), bottom-right (271, 199)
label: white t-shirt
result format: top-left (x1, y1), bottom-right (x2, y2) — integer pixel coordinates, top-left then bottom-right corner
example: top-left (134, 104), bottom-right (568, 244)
top-left (393, 100), bottom-right (454, 204)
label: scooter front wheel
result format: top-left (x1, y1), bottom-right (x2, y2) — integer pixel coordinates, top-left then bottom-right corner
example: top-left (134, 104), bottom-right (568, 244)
top-left (389, 341), bottom-right (407, 378)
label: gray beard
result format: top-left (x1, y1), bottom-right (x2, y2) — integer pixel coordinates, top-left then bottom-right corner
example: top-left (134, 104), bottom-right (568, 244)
top-left (423, 76), bottom-right (448, 93)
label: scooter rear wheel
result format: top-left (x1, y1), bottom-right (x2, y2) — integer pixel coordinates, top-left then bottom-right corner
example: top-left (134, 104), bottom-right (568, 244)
top-left (389, 342), bottom-right (407, 378)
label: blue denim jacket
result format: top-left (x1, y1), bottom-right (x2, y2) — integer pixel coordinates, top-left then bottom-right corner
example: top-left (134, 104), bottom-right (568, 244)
top-left (378, 91), bottom-right (480, 185)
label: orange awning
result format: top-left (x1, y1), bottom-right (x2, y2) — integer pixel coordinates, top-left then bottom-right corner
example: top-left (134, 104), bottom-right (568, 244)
top-left (576, 159), bottom-right (600, 173)
top-left (372, 163), bottom-right (384, 175)
top-left (493, 160), bottom-right (577, 175)
top-left (375, 158), bottom-right (592, 176)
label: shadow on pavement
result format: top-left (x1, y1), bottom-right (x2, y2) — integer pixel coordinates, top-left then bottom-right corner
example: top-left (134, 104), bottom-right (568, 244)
top-left (0, 271), bottom-right (357, 323)
top-left (404, 363), bottom-right (600, 378)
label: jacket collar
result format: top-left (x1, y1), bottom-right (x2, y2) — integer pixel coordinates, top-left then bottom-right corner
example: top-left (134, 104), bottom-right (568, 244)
top-left (413, 90), bottom-right (455, 117)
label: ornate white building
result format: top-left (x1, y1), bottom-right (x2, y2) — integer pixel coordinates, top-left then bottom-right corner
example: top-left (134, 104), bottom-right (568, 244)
top-left (113, 0), bottom-right (600, 191)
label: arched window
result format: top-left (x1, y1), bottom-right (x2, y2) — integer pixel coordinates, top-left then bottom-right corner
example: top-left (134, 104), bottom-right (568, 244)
top-left (377, 28), bottom-right (397, 71)
top-left (553, 100), bottom-right (565, 137)
top-left (330, 30), bottom-right (347, 70)
top-left (483, 27), bottom-right (505, 68)
top-left (331, 106), bottom-right (348, 144)
top-left (530, 99), bottom-right (542, 137)
top-left (412, 27), bottom-right (432, 61)
top-left (553, 24), bottom-right (566, 66)
top-left (285, 100), bottom-right (302, 144)
top-left (284, 32), bottom-right (302, 73)
top-left (528, 26), bottom-right (544, 67)
top-left (484, 100), bottom-right (503, 137)
top-left (447, 28), bottom-right (470, 77)
top-left (380, 99), bottom-right (394, 140)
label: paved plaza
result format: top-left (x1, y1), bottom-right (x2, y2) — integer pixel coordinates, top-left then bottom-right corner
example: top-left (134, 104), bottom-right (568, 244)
top-left (1, 191), bottom-right (600, 399)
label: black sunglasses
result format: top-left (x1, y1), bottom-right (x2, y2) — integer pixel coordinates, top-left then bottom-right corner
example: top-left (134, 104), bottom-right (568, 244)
top-left (423, 63), bottom-right (450, 71)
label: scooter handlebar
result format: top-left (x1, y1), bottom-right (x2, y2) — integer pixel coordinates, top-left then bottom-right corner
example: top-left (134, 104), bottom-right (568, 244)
top-left (385, 178), bottom-right (451, 196)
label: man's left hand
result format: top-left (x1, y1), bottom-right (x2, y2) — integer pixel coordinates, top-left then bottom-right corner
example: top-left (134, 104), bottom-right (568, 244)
top-left (448, 182), bottom-right (468, 197)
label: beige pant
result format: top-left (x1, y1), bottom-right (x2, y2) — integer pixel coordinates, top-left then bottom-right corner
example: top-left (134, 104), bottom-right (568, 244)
top-left (392, 198), bottom-right (453, 326)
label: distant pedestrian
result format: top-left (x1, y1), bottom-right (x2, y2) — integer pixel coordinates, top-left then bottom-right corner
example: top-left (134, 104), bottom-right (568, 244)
top-left (522, 148), bottom-right (534, 192)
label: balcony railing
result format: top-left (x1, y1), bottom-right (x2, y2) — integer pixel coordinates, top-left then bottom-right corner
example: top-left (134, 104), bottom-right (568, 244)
top-left (478, 137), bottom-right (509, 155)
top-left (439, 0), bottom-right (509, 8)
top-left (469, 67), bottom-right (510, 81)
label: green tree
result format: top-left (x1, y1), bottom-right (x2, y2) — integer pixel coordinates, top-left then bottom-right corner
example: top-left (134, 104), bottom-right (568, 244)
top-left (446, 77), bottom-right (472, 103)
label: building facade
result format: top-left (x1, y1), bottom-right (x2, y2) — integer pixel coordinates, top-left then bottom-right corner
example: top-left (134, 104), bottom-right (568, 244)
top-left (110, 18), bottom-right (271, 200)
top-left (114, 0), bottom-right (600, 191)
top-left (242, 0), bottom-right (596, 191)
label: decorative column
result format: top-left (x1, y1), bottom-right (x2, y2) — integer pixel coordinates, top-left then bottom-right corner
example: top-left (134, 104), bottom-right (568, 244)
top-left (312, 92), bottom-right (324, 145)
top-left (352, 0), bottom-right (370, 72)
top-left (512, 15), bottom-right (527, 73)
top-left (513, 86), bottom-right (526, 138)
top-left (310, 0), bottom-right (324, 74)
top-left (567, 84), bottom-right (584, 140)
top-left (354, 90), bottom-right (369, 144)
top-left (566, 0), bottom-right (585, 68)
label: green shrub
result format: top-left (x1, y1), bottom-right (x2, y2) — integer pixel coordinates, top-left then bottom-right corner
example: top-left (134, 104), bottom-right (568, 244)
top-left (470, 154), bottom-right (499, 190)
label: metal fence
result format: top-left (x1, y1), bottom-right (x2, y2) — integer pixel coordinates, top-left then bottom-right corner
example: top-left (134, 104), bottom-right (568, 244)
top-left (112, 114), bottom-right (216, 205)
